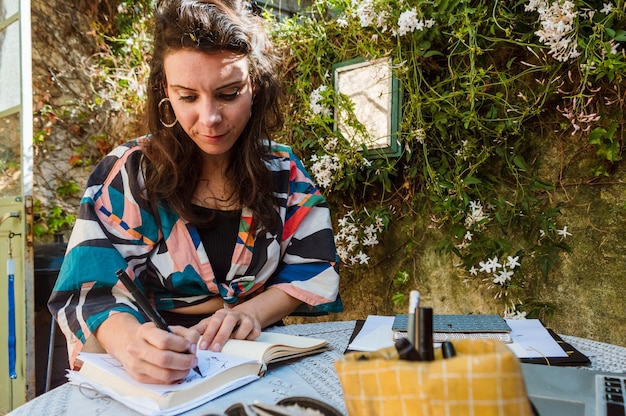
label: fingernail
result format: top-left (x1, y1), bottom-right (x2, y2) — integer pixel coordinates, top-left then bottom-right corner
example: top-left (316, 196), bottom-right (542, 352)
top-left (189, 344), bottom-right (197, 354)
top-left (211, 343), bottom-right (220, 352)
top-left (199, 341), bottom-right (208, 350)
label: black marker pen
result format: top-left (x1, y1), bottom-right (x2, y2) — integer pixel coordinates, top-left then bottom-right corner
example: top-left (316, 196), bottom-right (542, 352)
top-left (116, 269), bottom-right (203, 377)
top-left (441, 341), bottom-right (456, 359)
top-left (417, 306), bottom-right (434, 362)
top-left (395, 337), bottom-right (421, 361)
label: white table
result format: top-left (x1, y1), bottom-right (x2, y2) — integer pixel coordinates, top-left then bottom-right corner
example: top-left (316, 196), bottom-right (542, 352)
top-left (7, 320), bottom-right (626, 416)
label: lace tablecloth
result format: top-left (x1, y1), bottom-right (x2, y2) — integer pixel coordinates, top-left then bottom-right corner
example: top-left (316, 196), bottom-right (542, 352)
top-left (7, 320), bottom-right (625, 416)
top-left (561, 334), bottom-right (626, 373)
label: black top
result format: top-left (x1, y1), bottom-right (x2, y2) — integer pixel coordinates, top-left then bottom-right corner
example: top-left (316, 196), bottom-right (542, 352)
top-left (192, 205), bottom-right (241, 284)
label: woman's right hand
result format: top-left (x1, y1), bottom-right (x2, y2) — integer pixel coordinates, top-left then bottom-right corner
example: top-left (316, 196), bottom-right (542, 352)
top-left (94, 313), bottom-right (201, 384)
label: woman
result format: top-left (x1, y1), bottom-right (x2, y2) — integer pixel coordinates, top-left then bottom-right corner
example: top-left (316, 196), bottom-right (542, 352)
top-left (48, 0), bottom-right (341, 385)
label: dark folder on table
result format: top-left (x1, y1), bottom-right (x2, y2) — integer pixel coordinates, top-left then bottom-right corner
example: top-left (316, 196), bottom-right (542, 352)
top-left (520, 328), bottom-right (590, 367)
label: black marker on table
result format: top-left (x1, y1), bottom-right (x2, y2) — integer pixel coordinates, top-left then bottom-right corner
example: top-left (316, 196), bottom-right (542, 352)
top-left (395, 337), bottom-right (421, 361)
top-left (441, 341), bottom-right (456, 359)
top-left (115, 269), bottom-right (203, 377)
top-left (417, 306), bottom-right (434, 362)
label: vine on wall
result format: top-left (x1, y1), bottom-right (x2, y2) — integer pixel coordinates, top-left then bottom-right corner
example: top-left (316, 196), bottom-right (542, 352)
top-left (271, 0), bottom-right (625, 317)
top-left (32, 0), bottom-right (152, 237)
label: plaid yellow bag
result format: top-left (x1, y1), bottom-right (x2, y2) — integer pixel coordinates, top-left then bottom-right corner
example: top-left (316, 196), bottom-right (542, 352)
top-left (335, 338), bottom-right (533, 416)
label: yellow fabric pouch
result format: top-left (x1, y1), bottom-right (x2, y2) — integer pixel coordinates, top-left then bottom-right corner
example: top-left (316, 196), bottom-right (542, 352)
top-left (334, 338), bottom-right (533, 416)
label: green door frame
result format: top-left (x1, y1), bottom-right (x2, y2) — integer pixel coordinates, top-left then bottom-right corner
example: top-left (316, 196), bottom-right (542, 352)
top-left (0, 0), bottom-right (35, 411)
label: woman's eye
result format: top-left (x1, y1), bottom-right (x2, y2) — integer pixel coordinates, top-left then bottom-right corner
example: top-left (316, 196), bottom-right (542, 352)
top-left (221, 89), bottom-right (240, 101)
top-left (178, 95), bottom-right (196, 102)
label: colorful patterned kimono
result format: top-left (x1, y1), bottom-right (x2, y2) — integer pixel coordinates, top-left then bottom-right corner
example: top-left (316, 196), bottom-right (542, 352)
top-left (48, 136), bottom-right (341, 367)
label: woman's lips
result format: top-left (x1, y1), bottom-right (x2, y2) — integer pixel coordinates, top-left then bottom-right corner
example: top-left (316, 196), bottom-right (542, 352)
top-left (199, 133), bottom-right (225, 141)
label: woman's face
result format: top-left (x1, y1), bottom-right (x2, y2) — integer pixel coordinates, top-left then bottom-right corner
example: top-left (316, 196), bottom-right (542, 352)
top-left (164, 49), bottom-right (254, 165)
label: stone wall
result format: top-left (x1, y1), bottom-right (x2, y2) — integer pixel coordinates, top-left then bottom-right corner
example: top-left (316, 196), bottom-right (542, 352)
top-left (291, 123), bottom-right (626, 347)
top-left (32, 0), bottom-right (143, 218)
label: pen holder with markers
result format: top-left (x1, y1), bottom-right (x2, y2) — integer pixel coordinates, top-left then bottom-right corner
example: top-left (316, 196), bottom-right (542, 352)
top-left (334, 338), bottom-right (534, 416)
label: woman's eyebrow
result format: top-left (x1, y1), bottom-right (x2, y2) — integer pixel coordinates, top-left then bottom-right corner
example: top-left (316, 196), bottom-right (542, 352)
top-left (168, 83), bottom-right (197, 92)
top-left (217, 80), bottom-right (245, 90)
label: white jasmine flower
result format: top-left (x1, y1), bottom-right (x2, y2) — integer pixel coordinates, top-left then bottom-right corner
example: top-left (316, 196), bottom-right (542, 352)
top-left (355, 251), bottom-right (370, 264)
top-left (504, 307), bottom-right (527, 319)
top-left (469, 266), bottom-right (478, 276)
top-left (479, 257), bottom-right (502, 274)
top-left (493, 269), bottom-right (514, 285)
top-left (322, 137), bottom-right (338, 151)
top-left (465, 200), bottom-right (489, 228)
top-left (469, 200), bottom-right (481, 210)
top-left (335, 210), bottom-right (384, 266)
top-left (397, 9), bottom-right (419, 36)
top-left (600, 2), bottom-right (614, 14)
top-left (479, 260), bottom-right (491, 273)
top-left (363, 224), bottom-right (377, 236)
top-left (488, 256), bottom-right (502, 271)
top-left (415, 128), bottom-right (426, 144)
top-left (507, 256), bottom-right (521, 269)
top-left (527, 0), bottom-right (580, 62)
top-left (456, 241), bottom-right (469, 250)
top-left (351, 0), bottom-right (376, 28)
top-left (309, 154), bottom-right (340, 188)
top-left (362, 236), bottom-right (379, 246)
top-left (557, 225), bottom-right (572, 239)
top-left (375, 216), bottom-right (385, 229)
top-left (309, 85), bottom-right (332, 117)
top-left (375, 11), bottom-right (389, 32)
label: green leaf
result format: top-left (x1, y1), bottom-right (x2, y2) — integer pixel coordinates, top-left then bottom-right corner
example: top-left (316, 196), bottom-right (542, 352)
top-left (597, 140), bottom-right (622, 162)
top-left (614, 30), bottom-right (626, 42)
top-left (513, 155), bottom-right (529, 172)
top-left (424, 50), bottom-right (445, 58)
top-left (530, 180), bottom-right (555, 191)
top-left (463, 176), bottom-right (482, 185)
top-left (588, 127), bottom-right (607, 145)
top-left (591, 165), bottom-right (609, 177)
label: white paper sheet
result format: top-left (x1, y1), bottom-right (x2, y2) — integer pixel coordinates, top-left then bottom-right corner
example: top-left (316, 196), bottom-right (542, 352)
top-left (505, 319), bottom-right (568, 358)
top-left (347, 315), bottom-right (395, 351)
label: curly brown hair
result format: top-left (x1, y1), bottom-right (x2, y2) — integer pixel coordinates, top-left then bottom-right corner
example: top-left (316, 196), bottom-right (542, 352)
top-left (143, 0), bottom-right (284, 229)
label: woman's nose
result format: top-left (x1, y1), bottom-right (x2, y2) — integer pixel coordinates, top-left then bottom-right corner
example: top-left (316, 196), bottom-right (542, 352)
top-left (200, 99), bottom-right (222, 125)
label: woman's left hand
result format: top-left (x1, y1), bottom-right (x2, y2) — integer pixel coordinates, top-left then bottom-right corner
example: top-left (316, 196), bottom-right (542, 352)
top-left (193, 288), bottom-right (303, 352)
top-left (193, 307), bottom-right (261, 352)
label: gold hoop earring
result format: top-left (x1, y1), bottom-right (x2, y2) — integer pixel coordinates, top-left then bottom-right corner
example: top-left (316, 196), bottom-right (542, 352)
top-left (158, 97), bottom-right (178, 128)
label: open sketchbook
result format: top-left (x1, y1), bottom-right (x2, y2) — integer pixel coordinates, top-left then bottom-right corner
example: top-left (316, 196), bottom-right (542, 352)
top-left (67, 332), bottom-right (329, 416)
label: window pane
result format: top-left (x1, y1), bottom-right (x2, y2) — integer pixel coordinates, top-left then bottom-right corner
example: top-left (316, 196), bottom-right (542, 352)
top-left (0, 112), bottom-right (21, 197)
top-left (1, 0), bottom-right (20, 19)
top-left (0, 20), bottom-right (21, 113)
